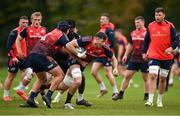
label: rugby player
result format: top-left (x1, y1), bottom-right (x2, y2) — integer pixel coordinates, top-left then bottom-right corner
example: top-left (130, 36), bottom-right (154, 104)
top-left (143, 7), bottom-right (179, 107)
top-left (3, 16), bottom-right (28, 101)
top-left (15, 12), bottom-right (47, 101)
top-left (91, 13), bottom-right (118, 98)
top-left (112, 16), bottom-right (149, 101)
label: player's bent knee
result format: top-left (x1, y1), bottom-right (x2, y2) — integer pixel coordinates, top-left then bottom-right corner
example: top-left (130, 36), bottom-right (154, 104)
top-left (124, 73), bottom-right (133, 80)
top-left (63, 75), bottom-right (73, 87)
top-left (104, 71), bottom-right (110, 77)
top-left (104, 69), bottom-right (113, 77)
top-left (73, 77), bottom-right (82, 86)
top-left (143, 77), bottom-right (148, 82)
top-left (149, 73), bottom-right (157, 80)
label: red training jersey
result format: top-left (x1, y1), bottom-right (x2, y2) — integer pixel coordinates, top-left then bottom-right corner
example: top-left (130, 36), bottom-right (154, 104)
top-left (130, 28), bottom-right (147, 62)
top-left (147, 21), bottom-right (174, 60)
top-left (20, 25), bottom-right (47, 55)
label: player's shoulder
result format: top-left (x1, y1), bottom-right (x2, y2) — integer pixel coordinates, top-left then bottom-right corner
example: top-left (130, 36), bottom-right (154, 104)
top-left (130, 29), bottom-right (137, 36)
top-left (23, 26), bottom-right (31, 31)
top-left (106, 28), bottom-right (114, 33)
top-left (9, 27), bottom-right (19, 36)
top-left (105, 22), bottom-right (115, 32)
top-left (40, 26), bottom-right (48, 34)
top-left (108, 22), bottom-right (115, 30)
top-left (11, 27), bottom-right (18, 33)
top-left (164, 20), bottom-right (175, 28)
top-left (148, 21), bottom-right (156, 27)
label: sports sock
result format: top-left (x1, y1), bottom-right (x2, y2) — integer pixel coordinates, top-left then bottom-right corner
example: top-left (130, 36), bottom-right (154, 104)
top-left (78, 93), bottom-right (83, 102)
top-left (29, 91), bottom-right (36, 99)
top-left (46, 90), bottom-right (53, 99)
top-left (78, 74), bottom-right (85, 94)
top-left (3, 90), bottom-right (9, 97)
top-left (112, 84), bottom-right (118, 93)
top-left (148, 93), bottom-right (154, 103)
top-left (157, 94), bottom-right (163, 103)
top-left (144, 93), bottom-right (149, 100)
top-left (99, 82), bottom-right (106, 90)
top-left (18, 82), bottom-right (25, 91)
top-left (65, 92), bottom-right (73, 104)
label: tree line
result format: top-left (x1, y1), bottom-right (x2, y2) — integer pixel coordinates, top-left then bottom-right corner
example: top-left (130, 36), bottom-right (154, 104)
top-left (0, 0), bottom-right (180, 57)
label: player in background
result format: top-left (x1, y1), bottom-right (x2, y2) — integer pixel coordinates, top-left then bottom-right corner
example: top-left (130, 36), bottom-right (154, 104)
top-left (168, 32), bottom-right (180, 86)
top-left (115, 29), bottom-right (139, 88)
top-left (3, 16), bottom-right (28, 101)
top-left (115, 29), bottom-right (128, 76)
top-left (143, 7), bottom-right (179, 107)
top-left (91, 13), bottom-right (118, 98)
top-left (15, 12), bottom-right (47, 101)
top-left (112, 16), bottom-right (149, 101)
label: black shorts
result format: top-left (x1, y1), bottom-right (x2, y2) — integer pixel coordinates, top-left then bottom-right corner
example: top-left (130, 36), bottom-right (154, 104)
top-left (7, 58), bottom-right (27, 73)
top-left (149, 59), bottom-right (173, 70)
top-left (95, 57), bottom-right (112, 67)
top-left (54, 51), bottom-right (69, 73)
top-left (57, 61), bottom-right (68, 73)
top-left (28, 53), bottom-right (58, 73)
top-left (127, 61), bottom-right (148, 73)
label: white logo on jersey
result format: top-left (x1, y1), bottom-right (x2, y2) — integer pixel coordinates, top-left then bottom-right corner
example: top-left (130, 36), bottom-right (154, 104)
top-left (41, 29), bottom-right (45, 33)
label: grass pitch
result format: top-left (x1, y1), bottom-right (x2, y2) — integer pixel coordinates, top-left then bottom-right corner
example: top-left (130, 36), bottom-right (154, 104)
top-left (0, 66), bottom-right (180, 115)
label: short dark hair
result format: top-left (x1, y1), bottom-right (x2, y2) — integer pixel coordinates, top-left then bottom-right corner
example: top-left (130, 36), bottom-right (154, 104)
top-left (135, 16), bottom-right (144, 21)
top-left (57, 20), bottom-right (70, 33)
top-left (155, 7), bottom-right (165, 14)
top-left (66, 19), bottom-right (76, 28)
top-left (101, 13), bottom-right (110, 19)
top-left (94, 32), bottom-right (107, 40)
top-left (19, 16), bottom-right (28, 20)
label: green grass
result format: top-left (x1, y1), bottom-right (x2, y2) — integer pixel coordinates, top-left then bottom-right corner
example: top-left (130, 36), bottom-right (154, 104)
top-left (0, 66), bottom-right (180, 115)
